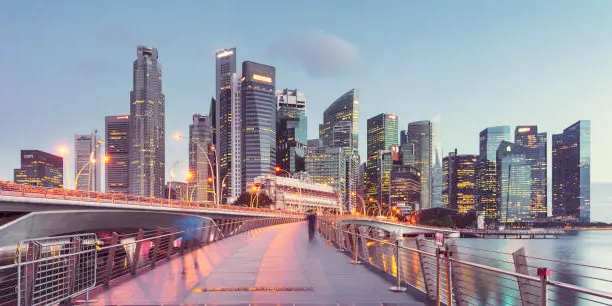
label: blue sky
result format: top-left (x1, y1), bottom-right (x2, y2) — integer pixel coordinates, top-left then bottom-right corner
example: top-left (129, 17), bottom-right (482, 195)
top-left (1, 1), bottom-right (611, 184)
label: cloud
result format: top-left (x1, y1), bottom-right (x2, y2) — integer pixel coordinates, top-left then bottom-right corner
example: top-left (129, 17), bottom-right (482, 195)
top-left (267, 30), bottom-right (362, 78)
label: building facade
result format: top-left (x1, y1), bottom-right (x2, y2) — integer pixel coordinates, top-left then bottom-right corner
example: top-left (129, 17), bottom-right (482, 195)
top-left (14, 150), bottom-right (63, 188)
top-left (515, 126), bottom-right (547, 219)
top-left (254, 175), bottom-right (339, 213)
top-left (276, 89), bottom-right (306, 113)
top-left (105, 115), bottom-right (129, 194)
top-left (365, 113), bottom-right (398, 207)
top-left (215, 48), bottom-right (238, 202)
top-left (129, 46), bottom-right (165, 198)
top-left (496, 141), bottom-right (532, 225)
top-left (74, 131), bottom-right (101, 192)
top-left (476, 126), bottom-right (511, 226)
top-left (305, 147), bottom-right (346, 207)
top-left (442, 150), bottom-right (477, 213)
top-left (389, 164), bottom-right (421, 213)
top-left (404, 120), bottom-right (433, 209)
top-left (241, 61), bottom-right (276, 190)
top-left (276, 104), bottom-right (307, 173)
top-left (552, 120), bottom-right (591, 223)
top-left (189, 114), bottom-right (214, 202)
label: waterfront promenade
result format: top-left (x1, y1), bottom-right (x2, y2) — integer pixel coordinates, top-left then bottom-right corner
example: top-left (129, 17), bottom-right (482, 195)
top-left (87, 222), bottom-right (425, 305)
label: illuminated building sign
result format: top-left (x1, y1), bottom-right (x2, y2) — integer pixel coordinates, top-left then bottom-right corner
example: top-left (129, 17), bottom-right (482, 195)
top-left (116, 116), bottom-right (128, 120)
top-left (253, 74), bottom-right (272, 84)
top-left (387, 115), bottom-right (396, 120)
top-left (517, 127), bottom-right (531, 133)
top-left (216, 50), bottom-right (234, 58)
top-left (23, 154), bottom-right (34, 159)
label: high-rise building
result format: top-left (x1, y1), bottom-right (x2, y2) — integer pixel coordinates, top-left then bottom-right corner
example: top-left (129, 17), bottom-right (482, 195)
top-left (476, 126), bottom-right (511, 226)
top-left (105, 115), bottom-right (129, 194)
top-left (442, 149), bottom-right (477, 213)
top-left (305, 147), bottom-right (346, 204)
top-left (389, 164), bottom-right (421, 212)
top-left (365, 113), bottom-right (398, 207)
top-left (497, 141), bottom-right (532, 225)
top-left (128, 46), bottom-right (165, 198)
top-left (319, 89), bottom-right (360, 211)
top-left (307, 139), bottom-right (322, 148)
top-left (230, 73), bottom-right (242, 201)
top-left (276, 89), bottom-right (306, 113)
top-left (14, 150), bottom-right (63, 188)
top-left (431, 117), bottom-right (444, 208)
top-left (241, 61), bottom-right (276, 189)
top-left (215, 48), bottom-right (238, 202)
top-left (189, 114), bottom-right (214, 202)
top-left (276, 105), bottom-right (307, 173)
top-left (552, 120), bottom-right (591, 223)
top-left (165, 181), bottom-right (188, 200)
top-left (515, 126), bottom-right (547, 219)
top-left (400, 130), bottom-right (408, 148)
top-left (404, 120), bottom-right (433, 209)
top-left (74, 131), bottom-right (101, 192)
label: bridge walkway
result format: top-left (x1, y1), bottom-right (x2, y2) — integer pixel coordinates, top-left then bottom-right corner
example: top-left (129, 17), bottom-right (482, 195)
top-left (87, 221), bottom-right (425, 305)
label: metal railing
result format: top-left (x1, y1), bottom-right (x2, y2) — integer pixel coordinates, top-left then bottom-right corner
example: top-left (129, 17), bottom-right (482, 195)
top-left (0, 216), bottom-right (300, 305)
top-left (0, 181), bottom-right (302, 216)
top-left (318, 217), bottom-right (612, 306)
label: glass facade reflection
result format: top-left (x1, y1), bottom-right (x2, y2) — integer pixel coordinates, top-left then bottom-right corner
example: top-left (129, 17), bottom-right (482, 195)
top-left (497, 141), bottom-right (532, 225)
top-left (443, 150), bottom-right (477, 213)
top-left (276, 105), bottom-right (307, 173)
top-left (390, 164), bottom-right (421, 211)
top-left (365, 113), bottom-right (398, 206)
top-left (515, 126), bottom-right (547, 219)
top-left (105, 115), bottom-right (129, 194)
top-left (552, 120), bottom-right (591, 223)
top-left (404, 120), bottom-right (433, 209)
top-left (305, 147), bottom-right (346, 200)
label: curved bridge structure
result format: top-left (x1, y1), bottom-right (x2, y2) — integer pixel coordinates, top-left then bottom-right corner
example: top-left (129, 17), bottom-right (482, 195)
top-left (337, 217), bottom-right (459, 237)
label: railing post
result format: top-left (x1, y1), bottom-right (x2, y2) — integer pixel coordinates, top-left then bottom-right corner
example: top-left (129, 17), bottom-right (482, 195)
top-left (104, 233), bottom-right (119, 287)
top-left (131, 229), bottom-right (144, 275)
top-left (513, 247), bottom-right (539, 305)
top-left (389, 238), bottom-right (407, 292)
top-left (166, 231), bottom-right (175, 259)
top-left (350, 225), bottom-right (361, 264)
top-left (436, 247), bottom-right (441, 306)
top-left (151, 227), bottom-right (163, 268)
top-left (445, 244), bottom-right (452, 306)
top-left (538, 268), bottom-right (550, 306)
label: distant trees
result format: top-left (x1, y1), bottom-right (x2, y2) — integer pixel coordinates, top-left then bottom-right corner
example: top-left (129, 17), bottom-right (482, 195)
top-left (408, 207), bottom-right (477, 229)
top-left (233, 192), bottom-right (274, 208)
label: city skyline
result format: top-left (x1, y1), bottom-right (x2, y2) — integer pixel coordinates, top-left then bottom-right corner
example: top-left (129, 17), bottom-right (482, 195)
top-left (1, 1), bottom-right (611, 186)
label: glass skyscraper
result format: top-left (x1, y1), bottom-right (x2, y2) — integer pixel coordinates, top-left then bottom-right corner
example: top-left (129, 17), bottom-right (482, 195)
top-left (442, 150), bottom-right (477, 213)
top-left (515, 126), bottom-right (547, 219)
top-left (365, 113), bottom-right (398, 207)
top-left (189, 114), bottom-right (214, 202)
top-left (241, 61), bottom-right (276, 189)
top-left (404, 120), bottom-right (433, 209)
top-left (129, 46), bottom-right (165, 198)
top-left (319, 89), bottom-right (360, 211)
top-left (497, 141), bottom-right (532, 225)
top-left (552, 120), bottom-right (591, 223)
top-left (105, 115), bottom-right (129, 194)
top-left (276, 105), bottom-right (307, 173)
top-left (305, 147), bottom-right (346, 201)
top-left (476, 126), bottom-right (511, 226)
top-left (389, 164), bottom-right (421, 212)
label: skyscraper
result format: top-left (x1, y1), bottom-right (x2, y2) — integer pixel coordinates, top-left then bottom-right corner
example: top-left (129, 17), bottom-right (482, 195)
top-left (305, 147), bottom-right (346, 201)
top-left (442, 150), bottom-right (477, 213)
top-left (129, 46), bottom-right (165, 198)
top-left (515, 126), bottom-right (547, 219)
top-left (215, 48), bottom-right (238, 202)
top-left (276, 89), bottom-right (306, 113)
top-left (365, 113), bottom-right (398, 207)
top-left (389, 164), bottom-right (421, 212)
top-left (14, 150), bottom-right (63, 188)
top-left (241, 61), bottom-right (276, 189)
top-left (105, 115), bottom-right (129, 194)
top-left (497, 141), bottom-right (532, 225)
top-left (319, 89), bottom-right (360, 211)
top-left (276, 103), bottom-right (307, 173)
top-left (74, 131), bottom-right (101, 192)
top-left (189, 114), bottom-right (214, 202)
top-left (404, 120), bottom-right (433, 209)
top-left (552, 120), bottom-right (591, 223)
top-left (476, 126), bottom-right (511, 226)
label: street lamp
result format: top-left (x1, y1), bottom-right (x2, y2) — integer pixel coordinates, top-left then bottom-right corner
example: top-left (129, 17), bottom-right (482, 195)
top-left (352, 192), bottom-right (367, 216)
top-left (175, 133), bottom-right (219, 207)
top-left (58, 146), bottom-right (69, 189)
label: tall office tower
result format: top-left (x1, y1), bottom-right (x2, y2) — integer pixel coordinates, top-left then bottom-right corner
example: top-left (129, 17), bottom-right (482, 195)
top-left (14, 150), bottom-right (63, 188)
top-left (389, 164), bottom-right (421, 212)
top-left (497, 141), bottom-right (532, 225)
top-left (128, 46), bottom-right (165, 198)
top-left (476, 126), bottom-right (511, 226)
top-left (319, 89), bottom-right (359, 211)
top-left (442, 149), bottom-right (477, 213)
top-left (357, 162), bottom-right (366, 198)
top-left (74, 131), bottom-right (101, 192)
top-left (400, 130), bottom-right (408, 147)
top-left (277, 89), bottom-right (306, 113)
top-left (241, 61), bottom-right (276, 189)
top-left (230, 73), bottom-right (242, 200)
top-left (105, 115), bottom-right (129, 193)
top-left (431, 117), bottom-right (443, 208)
top-left (552, 120), bottom-right (591, 223)
top-left (189, 114), bottom-right (214, 201)
top-left (515, 126), bottom-right (547, 219)
top-left (365, 113), bottom-right (398, 207)
top-left (305, 147), bottom-right (347, 203)
top-left (215, 48), bottom-right (237, 202)
top-left (277, 103), bottom-right (307, 173)
top-left (404, 120), bottom-right (433, 209)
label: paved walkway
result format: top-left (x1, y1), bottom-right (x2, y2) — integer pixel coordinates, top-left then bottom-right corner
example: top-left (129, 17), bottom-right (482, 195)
top-left (88, 222), bottom-right (425, 305)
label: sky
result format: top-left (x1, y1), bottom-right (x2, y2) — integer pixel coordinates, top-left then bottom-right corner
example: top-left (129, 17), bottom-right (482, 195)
top-left (1, 1), bottom-right (611, 187)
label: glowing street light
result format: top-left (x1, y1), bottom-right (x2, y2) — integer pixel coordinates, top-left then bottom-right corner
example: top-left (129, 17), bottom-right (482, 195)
top-left (58, 146), bottom-right (70, 189)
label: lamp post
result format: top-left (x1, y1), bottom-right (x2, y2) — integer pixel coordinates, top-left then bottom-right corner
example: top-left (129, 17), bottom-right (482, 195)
top-left (74, 139), bottom-right (106, 192)
top-left (175, 133), bottom-right (219, 207)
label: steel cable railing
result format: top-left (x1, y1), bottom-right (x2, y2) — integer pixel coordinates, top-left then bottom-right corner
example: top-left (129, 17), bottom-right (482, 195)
top-left (317, 217), bottom-right (612, 306)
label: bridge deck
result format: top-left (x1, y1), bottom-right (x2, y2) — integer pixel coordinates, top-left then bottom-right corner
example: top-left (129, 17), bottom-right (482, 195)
top-left (87, 222), bottom-right (425, 305)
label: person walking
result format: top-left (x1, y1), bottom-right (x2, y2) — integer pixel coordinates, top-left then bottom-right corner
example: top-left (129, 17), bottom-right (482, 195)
top-left (306, 210), bottom-right (317, 241)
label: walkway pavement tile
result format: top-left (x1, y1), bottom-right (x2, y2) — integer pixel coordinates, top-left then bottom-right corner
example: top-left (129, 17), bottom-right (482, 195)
top-left (87, 222), bottom-right (426, 305)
